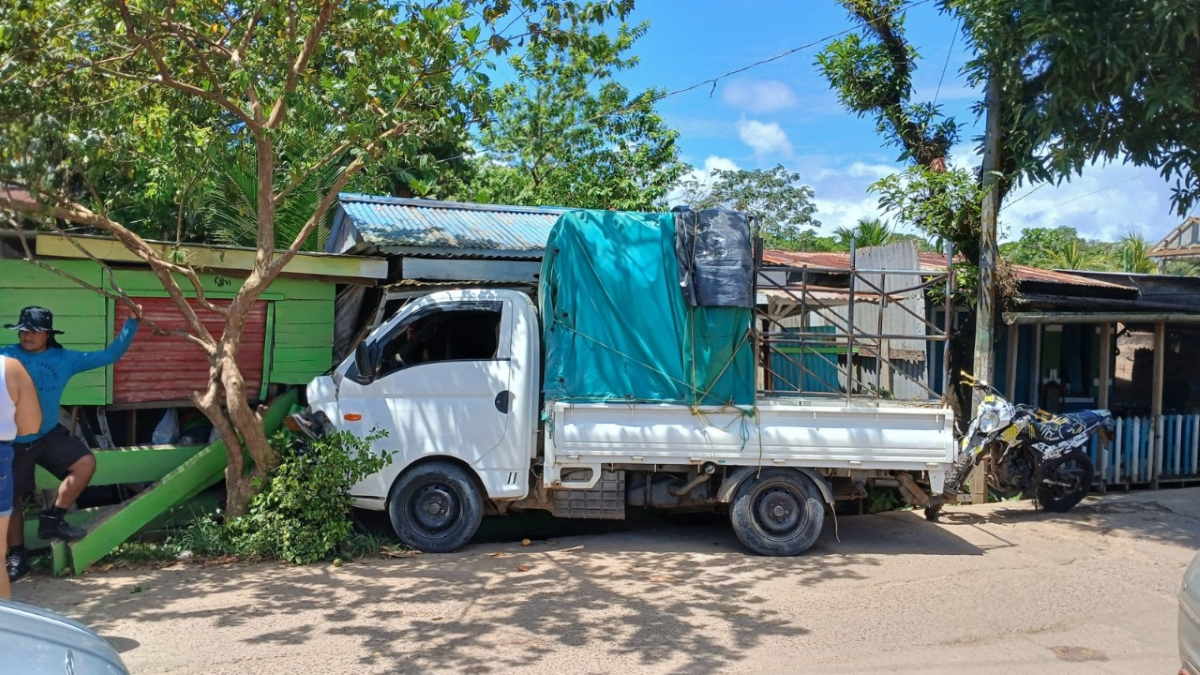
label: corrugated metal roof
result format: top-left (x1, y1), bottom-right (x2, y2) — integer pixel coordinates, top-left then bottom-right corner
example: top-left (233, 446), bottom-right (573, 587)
top-left (762, 250), bottom-right (1135, 290)
top-left (334, 193), bottom-right (567, 258)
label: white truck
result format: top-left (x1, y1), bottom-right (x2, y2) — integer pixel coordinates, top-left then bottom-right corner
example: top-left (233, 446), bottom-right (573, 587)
top-left (302, 210), bottom-right (957, 556)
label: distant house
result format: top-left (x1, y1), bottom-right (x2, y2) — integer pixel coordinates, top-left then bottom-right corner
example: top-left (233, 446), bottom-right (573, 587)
top-left (1150, 216), bottom-right (1200, 270)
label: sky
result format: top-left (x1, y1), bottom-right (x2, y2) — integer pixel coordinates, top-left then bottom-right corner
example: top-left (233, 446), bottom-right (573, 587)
top-left (586, 0), bottom-right (1192, 245)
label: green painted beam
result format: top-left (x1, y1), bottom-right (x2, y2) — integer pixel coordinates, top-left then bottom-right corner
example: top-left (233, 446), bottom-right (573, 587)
top-left (65, 389), bottom-right (299, 575)
top-left (35, 445), bottom-right (207, 490)
top-left (51, 541), bottom-right (69, 577)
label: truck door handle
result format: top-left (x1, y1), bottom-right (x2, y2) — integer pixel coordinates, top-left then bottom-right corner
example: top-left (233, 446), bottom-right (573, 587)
top-left (494, 390), bottom-right (512, 414)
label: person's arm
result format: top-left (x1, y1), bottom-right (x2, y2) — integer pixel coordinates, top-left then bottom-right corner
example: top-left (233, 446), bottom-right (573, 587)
top-left (70, 317), bottom-right (140, 372)
top-left (7, 358), bottom-right (42, 437)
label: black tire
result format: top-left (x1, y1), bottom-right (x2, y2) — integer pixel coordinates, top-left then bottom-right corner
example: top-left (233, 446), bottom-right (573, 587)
top-left (1036, 449), bottom-right (1094, 513)
top-left (388, 461), bottom-right (484, 553)
top-left (924, 504), bottom-right (943, 521)
top-left (728, 469), bottom-right (825, 556)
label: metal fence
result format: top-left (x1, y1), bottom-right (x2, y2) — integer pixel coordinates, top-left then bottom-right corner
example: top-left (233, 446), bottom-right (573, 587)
top-left (756, 242), bottom-right (953, 403)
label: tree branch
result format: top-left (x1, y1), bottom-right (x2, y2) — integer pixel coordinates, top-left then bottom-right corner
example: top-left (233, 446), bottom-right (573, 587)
top-left (5, 217), bottom-right (207, 346)
top-left (114, 0), bottom-right (257, 130)
top-left (0, 187), bottom-right (220, 350)
top-left (235, 7), bottom-right (262, 61)
top-left (266, 0), bottom-right (337, 129)
top-left (272, 140), bottom-right (352, 207)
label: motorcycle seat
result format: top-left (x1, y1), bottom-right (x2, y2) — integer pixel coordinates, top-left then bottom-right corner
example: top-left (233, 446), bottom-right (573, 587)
top-left (1029, 410), bottom-right (1112, 442)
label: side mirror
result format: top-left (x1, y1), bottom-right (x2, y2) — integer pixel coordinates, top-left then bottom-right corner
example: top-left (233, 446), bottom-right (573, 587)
top-left (350, 341), bottom-right (376, 385)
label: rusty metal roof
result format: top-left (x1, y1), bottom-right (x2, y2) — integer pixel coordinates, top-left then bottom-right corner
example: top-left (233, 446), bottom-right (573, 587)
top-left (330, 193), bottom-right (568, 259)
top-left (761, 250), bottom-right (1135, 290)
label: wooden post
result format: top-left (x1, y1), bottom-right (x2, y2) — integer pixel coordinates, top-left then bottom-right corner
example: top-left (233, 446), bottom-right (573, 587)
top-left (1098, 323), bottom-right (1113, 490)
top-left (1005, 323), bottom-right (1019, 400)
top-left (1031, 325), bottom-right (1043, 407)
top-left (970, 73), bottom-right (1003, 505)
top-left (1152, 322), bottom-right (1165, 488)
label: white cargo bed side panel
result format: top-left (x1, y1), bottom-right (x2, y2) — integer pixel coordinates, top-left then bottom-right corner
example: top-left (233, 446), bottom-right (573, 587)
top-left (546, 401), bottom-right (954, 472)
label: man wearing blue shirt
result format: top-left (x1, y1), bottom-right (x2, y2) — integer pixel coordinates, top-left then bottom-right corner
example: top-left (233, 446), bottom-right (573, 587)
top-left (1, 306), bottom-right (140, 582)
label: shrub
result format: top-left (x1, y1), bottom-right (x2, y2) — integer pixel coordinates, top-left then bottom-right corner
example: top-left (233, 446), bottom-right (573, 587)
top-left (167, 428), bottom-right (391, 565)
top-left (233, 429), bottom-right (391, 564)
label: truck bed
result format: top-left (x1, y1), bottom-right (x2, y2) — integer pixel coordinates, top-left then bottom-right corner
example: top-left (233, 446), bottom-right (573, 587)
top-left (544, 398), bottom-right (955, 484)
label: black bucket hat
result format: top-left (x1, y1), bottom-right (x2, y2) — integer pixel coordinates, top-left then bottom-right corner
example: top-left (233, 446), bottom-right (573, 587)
top-left (5, 306), bottom-right (65, 334)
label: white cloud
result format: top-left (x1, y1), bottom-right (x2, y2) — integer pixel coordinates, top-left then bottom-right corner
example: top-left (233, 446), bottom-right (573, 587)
top-left (999, 162), bottom-right (1184, 244)
top-left (813, 195), bottom-right (884, 232)
top-left (667, 155), bottom-right (740, 207)
top-left (720, 79), bottom-right (798, 113)
top-left (737, 119), bottom-right (793, 158)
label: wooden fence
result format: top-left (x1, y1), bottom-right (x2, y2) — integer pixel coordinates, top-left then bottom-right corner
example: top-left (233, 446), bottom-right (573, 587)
top-left (1088, 414), bottom-right (1200, 486)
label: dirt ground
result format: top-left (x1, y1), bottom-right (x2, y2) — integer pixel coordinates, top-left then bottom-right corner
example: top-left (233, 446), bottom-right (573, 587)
top-left (17, 488), bottom-right (1200, 675)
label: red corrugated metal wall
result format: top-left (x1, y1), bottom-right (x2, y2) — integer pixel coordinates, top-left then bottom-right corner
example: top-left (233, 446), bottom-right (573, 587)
top-left (113, 298), bottom-right (267, 404)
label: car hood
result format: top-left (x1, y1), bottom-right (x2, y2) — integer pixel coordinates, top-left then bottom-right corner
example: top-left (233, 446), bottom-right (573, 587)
top-left (0, 599), bottom-right (128, 674)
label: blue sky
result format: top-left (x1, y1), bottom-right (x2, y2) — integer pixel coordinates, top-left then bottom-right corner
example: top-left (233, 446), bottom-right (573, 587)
top-left (591, 0), bottom-right (1189, 244)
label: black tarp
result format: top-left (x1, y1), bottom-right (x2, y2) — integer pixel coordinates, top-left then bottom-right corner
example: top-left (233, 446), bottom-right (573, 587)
top-left (673, 208), bottom-right (754, 308)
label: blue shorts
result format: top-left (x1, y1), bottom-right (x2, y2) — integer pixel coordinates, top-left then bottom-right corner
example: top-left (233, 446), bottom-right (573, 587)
top-left (0, 441), bottom-right (12, 518)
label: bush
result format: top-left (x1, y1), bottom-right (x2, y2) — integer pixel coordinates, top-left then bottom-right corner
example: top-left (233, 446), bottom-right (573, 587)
top-left (170, 428), bottom-right (391, 565)
top-left (234, 429), bottom-right (391, 564)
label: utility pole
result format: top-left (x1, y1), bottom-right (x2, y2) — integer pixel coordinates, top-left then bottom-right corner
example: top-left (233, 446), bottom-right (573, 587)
top-left (970, 71), bottom-right (1002, 504)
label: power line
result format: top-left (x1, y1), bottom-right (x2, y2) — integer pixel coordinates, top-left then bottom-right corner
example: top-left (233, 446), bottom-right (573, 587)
top-left (932, 23), bottom-right (957, 106)
top-left (580, 0), bottom-right (935, 125)
top-left (410, 0), bottom-right (937, 175)
top-left (1014, 172), bottom-right (1154, 220)
top-left (1000, 182), bottom-right (1047, 211)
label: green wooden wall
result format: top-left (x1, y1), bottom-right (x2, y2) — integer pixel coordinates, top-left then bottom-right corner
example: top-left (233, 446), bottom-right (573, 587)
top-left (0, 260), bottom-right (110, 405)
top-left (0, 259), bottom-right (336, 405)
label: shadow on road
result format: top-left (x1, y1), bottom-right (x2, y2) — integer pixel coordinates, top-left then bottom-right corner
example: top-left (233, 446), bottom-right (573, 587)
top-left (26, 506), bottom-right (987, 674)
top-left (930, 489), bottom-right (1200, 552)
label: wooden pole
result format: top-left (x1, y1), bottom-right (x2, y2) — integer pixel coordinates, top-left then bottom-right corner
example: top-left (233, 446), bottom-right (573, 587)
top-left (1098, 323), bottom-right (1113, 490)
top-left (1152, 322), bottom-right (1165, 488)
top-left (970, 73), bottom-right (1003, 505)
top-left (1005, 323), bottom-right (1019, 400)
top-left (1031, 325), bottom-right (1043, 407)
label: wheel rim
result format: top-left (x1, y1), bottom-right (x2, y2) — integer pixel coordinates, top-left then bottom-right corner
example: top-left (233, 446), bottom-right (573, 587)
top-left (408, 482), bottom-right (461, 536)
top-left (1042, 458), bottom-right (1086, 496)
top-left (751, 483), bottom-right (808, 539)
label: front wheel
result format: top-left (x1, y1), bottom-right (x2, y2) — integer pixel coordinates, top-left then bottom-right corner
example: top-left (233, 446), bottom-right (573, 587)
top-left (729, 469), bottom-right (825, 556)
top-left (388, 461), bottom-right (484, 553)
top-left (1036, 450), bottom-right (1094, 513)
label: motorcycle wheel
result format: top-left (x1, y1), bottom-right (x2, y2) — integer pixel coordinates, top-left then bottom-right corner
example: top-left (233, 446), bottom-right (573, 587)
top-left (1035, 449), bottom-right (1094, 513)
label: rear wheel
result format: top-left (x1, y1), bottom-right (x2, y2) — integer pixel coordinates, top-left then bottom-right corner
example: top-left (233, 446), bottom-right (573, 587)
top-left (388, 461), bottom-right (484, 553)
top-left (1036, 450), bottom-right (1094, 513)
top-left (729, 469), bottom-right (825, 556)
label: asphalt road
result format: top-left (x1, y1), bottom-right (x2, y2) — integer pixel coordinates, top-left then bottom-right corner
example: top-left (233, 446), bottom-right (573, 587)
top-left (20, 488), bottom-right (1200, 674)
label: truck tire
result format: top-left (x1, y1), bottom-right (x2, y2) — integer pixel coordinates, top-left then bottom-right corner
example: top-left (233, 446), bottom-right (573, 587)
top-left (388, 461), bottom-right (484, 553)
top-left (728, 468), bottom-right (825, 556)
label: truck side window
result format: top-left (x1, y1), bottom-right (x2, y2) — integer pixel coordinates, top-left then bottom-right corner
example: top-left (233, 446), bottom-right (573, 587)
top-left (376, 306), bottom-right (503, 378)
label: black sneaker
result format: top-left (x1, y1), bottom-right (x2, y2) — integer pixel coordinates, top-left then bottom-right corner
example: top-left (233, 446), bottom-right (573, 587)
top-left (7, 549), bottom-right (29, 582)
top-left (37, 512), bottom-right (87, 541)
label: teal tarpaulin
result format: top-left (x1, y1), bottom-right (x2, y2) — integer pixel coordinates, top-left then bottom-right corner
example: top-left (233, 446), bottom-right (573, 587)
top-left (540, 210), bottom-right (755, 406)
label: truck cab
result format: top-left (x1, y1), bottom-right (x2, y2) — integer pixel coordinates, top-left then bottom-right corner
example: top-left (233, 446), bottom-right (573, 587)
top-left (306, 289), bottom-right (541, 550)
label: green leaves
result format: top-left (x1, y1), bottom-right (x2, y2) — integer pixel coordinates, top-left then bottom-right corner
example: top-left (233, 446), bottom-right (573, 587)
top-left (948, 0), bottom-right (1200, 215)
top-left (443, 20), bottom-right (684, 211)
top-left (239, 429), bottom-right (391, 565)
top-left (682, 165), bottom-right (822, 251)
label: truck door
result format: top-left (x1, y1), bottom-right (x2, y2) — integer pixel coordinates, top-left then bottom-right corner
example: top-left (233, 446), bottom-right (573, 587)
top-left (336, 298), bottom-right (519, 499)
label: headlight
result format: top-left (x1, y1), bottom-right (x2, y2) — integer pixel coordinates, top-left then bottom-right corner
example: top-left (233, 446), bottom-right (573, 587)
top-left (978, 410), bottom-right (1001, 434)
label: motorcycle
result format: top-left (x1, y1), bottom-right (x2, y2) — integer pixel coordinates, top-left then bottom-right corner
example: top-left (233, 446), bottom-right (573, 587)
top-left (925, 372), bottom-right (1113, 520)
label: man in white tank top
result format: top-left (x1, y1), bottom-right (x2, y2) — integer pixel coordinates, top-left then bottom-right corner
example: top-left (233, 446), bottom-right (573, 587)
top-left (0, 355), bottom-right (41, 599)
